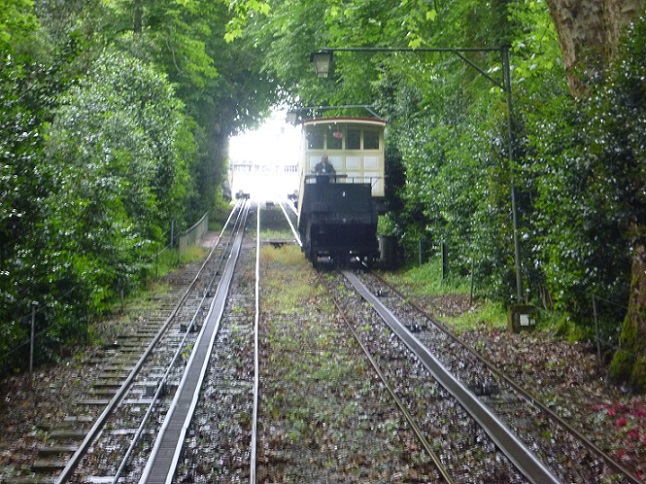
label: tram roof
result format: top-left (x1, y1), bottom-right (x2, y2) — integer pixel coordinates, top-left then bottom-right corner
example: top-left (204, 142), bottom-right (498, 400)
top-left (302, 117), bottom-right (386, 128)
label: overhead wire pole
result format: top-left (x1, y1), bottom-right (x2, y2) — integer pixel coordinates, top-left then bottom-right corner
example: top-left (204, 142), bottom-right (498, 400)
top-left (313, 104), bottom-right (380, 118)
top-left (501, 45), bottom-right (523, 303)
top-left (310, 45), bottom-right (524, 302)
top-left (286, 105), bottom-right (382, 125)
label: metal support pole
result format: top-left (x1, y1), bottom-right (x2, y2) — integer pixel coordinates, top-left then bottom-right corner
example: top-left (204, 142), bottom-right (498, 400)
top-left (592, 294), bottom-right (601, 366)
top-left (469, 258), bottom-right (475, 306)
top-left (30, 304), bottom-right (36, 383)
top-left (502, 46), bottom-right (523, 303)
top-left (441, 241), bottom-right (449, 280)
top-left (418, 239), bottom-right (423, 266)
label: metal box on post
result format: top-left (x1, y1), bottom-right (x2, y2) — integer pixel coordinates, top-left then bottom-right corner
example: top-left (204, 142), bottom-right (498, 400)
top-left (508, 304), bottom-right (538, 332)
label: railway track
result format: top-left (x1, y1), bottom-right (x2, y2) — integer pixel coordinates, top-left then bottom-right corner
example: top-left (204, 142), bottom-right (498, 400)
top-left (359, 269), bottom-right (640, 482)
top-left (136, 202), bottom-right (253, 483)
top-left (12, 201), bottom-right (256, 483)
top-left (335, 271), bottom-right (557, 481)
top-left (256, 204), bottom-right (446, 481)
top-left (266, 201), bottom-right (638, 481)
top-left (325, 267), bottom-right (641, 483)
top-left (3, 200), bottom-right (641, 482)
top-left (265, 203), bottom-right (543, 481)
top-left (149, 201), bottom-right (266, 483)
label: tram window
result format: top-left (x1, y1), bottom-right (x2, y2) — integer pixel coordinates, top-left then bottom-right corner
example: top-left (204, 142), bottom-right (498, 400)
top-left (364, 130), bottom-right (380, 150)
top-left (307, 129), bottom-right (324, 149)
top-left (346, 128), bottom-right (361, 150)
top-left (327, 132), bottom-right (342, 149)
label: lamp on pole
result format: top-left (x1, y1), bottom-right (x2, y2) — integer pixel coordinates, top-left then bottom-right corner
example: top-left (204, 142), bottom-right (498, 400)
top-left (309, 50), bottom-right (333, 78)
top-left (310, 46), bottom-right (523, 302)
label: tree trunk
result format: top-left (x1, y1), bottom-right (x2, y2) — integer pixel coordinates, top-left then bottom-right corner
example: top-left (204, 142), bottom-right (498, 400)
top-left (610, 231), bottom-right (646, 391)
top-left (545, 0), bottom-right (643, 97)
top-left (133, 0), bottom-right (143, 34)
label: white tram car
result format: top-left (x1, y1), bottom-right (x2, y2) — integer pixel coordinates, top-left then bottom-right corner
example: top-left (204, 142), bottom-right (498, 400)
top-left (296, 117), bottom-right (386, 266)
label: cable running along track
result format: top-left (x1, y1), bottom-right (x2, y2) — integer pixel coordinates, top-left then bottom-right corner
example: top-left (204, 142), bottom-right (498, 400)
top-left (139, 202), bottom-right (254, 483)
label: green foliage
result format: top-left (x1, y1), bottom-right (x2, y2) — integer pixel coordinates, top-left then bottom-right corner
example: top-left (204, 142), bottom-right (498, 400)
top-left (0, 53), bottom-right (59, 361)
top-left (528, 98), bottom-right (617, 310)
top-left (99, 0), bottom-right (275, 226)
top-left (377, 214), bottom-right (397, 237)
top-left (0, 0), bottom-right (39, 54)
top-left (1, 0), bottom-right (278, 369)
top-left (586, 16), bottom-right (646, 230)
top-left (383, 257), bottom-right (509, 333)
top-left (240, 0), bottom-right (640, 333)
top-left (0, 47), bottom-right (193, 368)
top-left (389, 257), bottom-right (472, 296)
top-left (527, 12), bottom-right (646, 329)
top-left (448, 301), bottom-right (508, 333)
top-left (42, 49), bottom-right (188, 304)
top-left (1, 0), bottom-right (644, 378)
top-left (602, 14), bottom-right (646, 386)
top-left (103, 0), bottom-right (219, 88)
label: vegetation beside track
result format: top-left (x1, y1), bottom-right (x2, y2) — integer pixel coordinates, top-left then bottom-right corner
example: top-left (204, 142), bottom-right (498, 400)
top-left (3, 0), bottom-right (646, 388)
top-left (380, 258), bottom-right (509, 334)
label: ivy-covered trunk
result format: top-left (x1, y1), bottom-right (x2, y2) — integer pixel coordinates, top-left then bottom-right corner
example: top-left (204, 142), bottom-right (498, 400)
top-left (133, 0), bottom-right (142, 34)
top-left (611, 229), bottom-right (646, 391)
top-left (547, 0), bottom-right (646, 390)
top-left (546, 0), bottom-right (642, 96)
top-left (545, 0), bottom-right (606, 96)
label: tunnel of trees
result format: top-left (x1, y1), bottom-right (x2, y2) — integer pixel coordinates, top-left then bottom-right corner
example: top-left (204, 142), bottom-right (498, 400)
top-left (1, 0), bottom-right (645, 390)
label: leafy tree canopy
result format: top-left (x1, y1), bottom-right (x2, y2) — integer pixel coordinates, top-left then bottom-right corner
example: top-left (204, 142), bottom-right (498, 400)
top-left (0, 0), bottom-right (39, 54)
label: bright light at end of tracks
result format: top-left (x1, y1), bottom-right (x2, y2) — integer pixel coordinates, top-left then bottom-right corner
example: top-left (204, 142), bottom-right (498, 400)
top-left (229, 109), bottom-right (301, 201)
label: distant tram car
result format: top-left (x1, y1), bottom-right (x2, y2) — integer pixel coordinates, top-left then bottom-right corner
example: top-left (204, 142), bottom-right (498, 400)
top-left (297, 117), bottom-right (386, 266)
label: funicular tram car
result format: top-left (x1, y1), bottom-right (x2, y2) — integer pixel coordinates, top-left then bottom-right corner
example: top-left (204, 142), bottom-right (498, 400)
top-left (296, 117), bottom-right (386, 266)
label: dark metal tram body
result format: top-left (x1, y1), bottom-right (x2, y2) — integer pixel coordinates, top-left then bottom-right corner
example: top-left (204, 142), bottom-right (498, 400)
top-left (297, 117), bottom-right (386, 265)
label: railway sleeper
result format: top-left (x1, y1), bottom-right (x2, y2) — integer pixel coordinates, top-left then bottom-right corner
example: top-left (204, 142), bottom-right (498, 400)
top-left (179, 322), bottom-right (201, 333)
top-left (144, 379), bottom-right (166, 398)
top-left (89, 389), bottom-right (117, 398)
top-left (92, 380), bottom-right (123, 389)
top-left (38, 445), bottom-right (79, 455)
top-left (33, 444), bottom-right (79, 474)
top-left (75, 398), bottom-right (110, 405)
top-left (101, 366), bottom-right (134, 372)
top-left (10, 478), bottom-right (56, 484)
top-left (32, 458), bottom-right (67, 472)
top-left (48, 429), bottom-right (87, 439)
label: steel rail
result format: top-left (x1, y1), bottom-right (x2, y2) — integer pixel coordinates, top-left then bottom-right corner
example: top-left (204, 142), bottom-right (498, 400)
top-left (249, 201), bottom-right (261, 483)
top-left (139, 202), bottom-right (250, 484)
top-left (285, 198), bottom-right (298, 215)
top-left (342, 270), bottom-right (562, 484)
top-left (55, 201), bottom-right (245, 484)
top-left (278, 201), bottom-right (301, 246)
top-left (327, 272), bottom-right (454, 483)
top-left (373, 272), bottom-right (642, 483)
